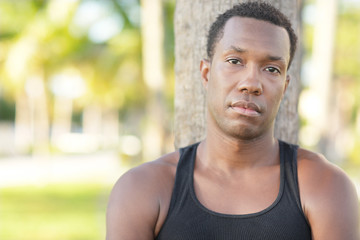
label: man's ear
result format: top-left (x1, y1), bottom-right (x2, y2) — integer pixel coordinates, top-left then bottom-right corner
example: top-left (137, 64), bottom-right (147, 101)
top-left (284, 75), bottom-right (290, 94)
top-left (200, 59), bottom-right (210, 90)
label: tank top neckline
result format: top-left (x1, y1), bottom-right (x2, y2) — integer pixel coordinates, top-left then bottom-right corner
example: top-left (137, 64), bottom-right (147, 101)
top-left (188, 140), bottom-right (286, 219)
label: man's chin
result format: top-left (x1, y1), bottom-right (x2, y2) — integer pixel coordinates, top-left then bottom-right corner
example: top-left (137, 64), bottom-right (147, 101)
top-left (223, 126), bottom-right (263, 141)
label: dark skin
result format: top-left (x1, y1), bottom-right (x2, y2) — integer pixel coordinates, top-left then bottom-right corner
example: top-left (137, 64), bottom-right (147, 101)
top-left (106, 17), bottom-right (359, 240)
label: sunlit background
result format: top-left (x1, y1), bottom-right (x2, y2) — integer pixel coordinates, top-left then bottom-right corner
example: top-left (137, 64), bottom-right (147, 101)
top-left (0, 0), bottom-right (359, 239)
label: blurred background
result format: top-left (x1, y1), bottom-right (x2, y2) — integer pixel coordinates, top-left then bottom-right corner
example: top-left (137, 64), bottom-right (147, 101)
top-left (0, 0), bottom-right (359, 239)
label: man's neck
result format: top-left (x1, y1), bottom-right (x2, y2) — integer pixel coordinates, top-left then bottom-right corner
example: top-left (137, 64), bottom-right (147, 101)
top-left (198, 128), bottom-right (279, 174)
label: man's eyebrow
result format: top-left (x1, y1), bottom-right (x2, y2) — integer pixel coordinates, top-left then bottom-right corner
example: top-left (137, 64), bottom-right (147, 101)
top-left (226, 45), bottom-right (287, 63)
top-left (266, 54), bottom-right (286, 62)
top-left (227, 45), bottom-right (247, 53)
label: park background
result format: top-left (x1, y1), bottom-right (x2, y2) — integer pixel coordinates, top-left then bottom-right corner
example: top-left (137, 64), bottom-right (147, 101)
top-left (0, 0), bottom-right (359, 239)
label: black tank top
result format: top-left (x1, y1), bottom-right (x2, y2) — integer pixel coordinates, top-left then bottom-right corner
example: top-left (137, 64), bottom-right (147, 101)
top-left (156, 140), bottom-right (312, 240)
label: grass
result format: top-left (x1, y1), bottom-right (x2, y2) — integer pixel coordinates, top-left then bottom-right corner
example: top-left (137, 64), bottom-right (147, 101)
top-left (0, 183), bottom-right (112, 240)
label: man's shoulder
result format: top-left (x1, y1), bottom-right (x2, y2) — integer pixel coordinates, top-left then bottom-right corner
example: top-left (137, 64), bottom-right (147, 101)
top-left (296, 147), bottom-right (355, 193)
top-left (115, 150), bottom-right (180, 193)
top-left (106, 151), bottom-right (181, 239)
top-left (296, 147), bottom-right (351, 184)
top-left (296, 147), bottom-right (359, 238)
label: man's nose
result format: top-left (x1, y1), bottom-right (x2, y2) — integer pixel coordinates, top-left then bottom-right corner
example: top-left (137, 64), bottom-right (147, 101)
top-left (236, 65), bottom-right (263, 96)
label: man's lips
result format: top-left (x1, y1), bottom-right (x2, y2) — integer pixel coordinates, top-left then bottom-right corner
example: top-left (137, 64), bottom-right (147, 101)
top-left (230, 100), bottom-right (261, 117)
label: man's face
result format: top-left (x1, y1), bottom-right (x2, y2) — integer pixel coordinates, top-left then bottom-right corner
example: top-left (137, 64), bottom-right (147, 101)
top-left (200, 17), bottom-right (291, 140)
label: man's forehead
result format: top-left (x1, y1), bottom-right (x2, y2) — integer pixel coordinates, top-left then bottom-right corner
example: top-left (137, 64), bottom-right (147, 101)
top-left (222, 16), bottom-right (288, 38)
top-left (218, 17), bottom-right (291, 61)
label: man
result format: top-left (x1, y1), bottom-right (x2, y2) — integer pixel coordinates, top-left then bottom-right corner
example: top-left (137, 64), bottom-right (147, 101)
top-left (106, 2), bottom-right (359, 239)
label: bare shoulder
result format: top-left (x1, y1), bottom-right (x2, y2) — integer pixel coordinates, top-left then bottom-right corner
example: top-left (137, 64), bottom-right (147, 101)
top-left (297, 148), bottom-right (353, 185)
top-left (297, 148), bottom-right (356, 196)
top-left (297, 148), bottom-right (359, 239)
top-left (116, 150), bottom-right (179, 190)
top-left (109, 150), bottom-right (179, 203)
top-left (106, 151), bottom-right (180, 240)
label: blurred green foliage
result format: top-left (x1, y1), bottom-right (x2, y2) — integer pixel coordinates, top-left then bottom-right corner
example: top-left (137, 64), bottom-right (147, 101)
top-left (0, 0), bottom-right (176, 157)
top-left (335, 6), bottom-right (360, 79)
top-left (0, 98), bottom-right (15, 121)
top-left (0, 0), bottom-right (175, 125)
top-left (301, 0), bottom-right (360, 167)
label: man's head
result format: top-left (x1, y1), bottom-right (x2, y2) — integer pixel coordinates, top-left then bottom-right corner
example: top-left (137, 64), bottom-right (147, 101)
top-left (206, 1), bottom-right (297, 69)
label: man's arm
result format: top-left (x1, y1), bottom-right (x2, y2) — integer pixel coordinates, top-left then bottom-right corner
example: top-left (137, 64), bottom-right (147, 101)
top-left (106, 164), bottom-right (160, 240)
top-left (106, 153), bottom-right (178, 240)
top-left (298, 149), bottom-right (359, 240)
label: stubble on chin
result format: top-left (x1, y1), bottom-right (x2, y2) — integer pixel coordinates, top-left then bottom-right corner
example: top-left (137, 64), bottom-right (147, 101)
top-left (211, 113), bottom-right (263, 141)
top-left (224, 122), bottom-right (264, 141)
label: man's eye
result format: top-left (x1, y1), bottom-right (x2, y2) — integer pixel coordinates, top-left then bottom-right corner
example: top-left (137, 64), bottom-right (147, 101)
top-left (227, 59), bottom-right (241, 65)
top-left (265, 67), bottom-right (280, 74)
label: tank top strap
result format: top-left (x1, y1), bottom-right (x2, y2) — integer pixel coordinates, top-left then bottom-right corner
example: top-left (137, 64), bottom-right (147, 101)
top-left (279, 140), bottom-right (305, 216)
top-left (167, 142), bottom-right (200, 214)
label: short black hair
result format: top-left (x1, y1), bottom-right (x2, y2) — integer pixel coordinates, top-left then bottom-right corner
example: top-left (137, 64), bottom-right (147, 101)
top-left (206, 1), bottom-right (298, 68)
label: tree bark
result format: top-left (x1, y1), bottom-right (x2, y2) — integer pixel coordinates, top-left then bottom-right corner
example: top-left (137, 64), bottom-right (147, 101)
top-left (174, 0), bottom-right (302, 148)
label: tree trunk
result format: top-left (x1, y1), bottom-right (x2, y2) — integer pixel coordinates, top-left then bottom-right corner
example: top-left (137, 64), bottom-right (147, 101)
top-left (141, 0), bottom-right (168, 161)
top-left (14, 91), bottom-right (32, 153)
top-left (15, 74), bottom-right (50, 155)
top-left (174, 0), bottom-right (303, 148)
top-left (307, 0), bottom-right (337, 161)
